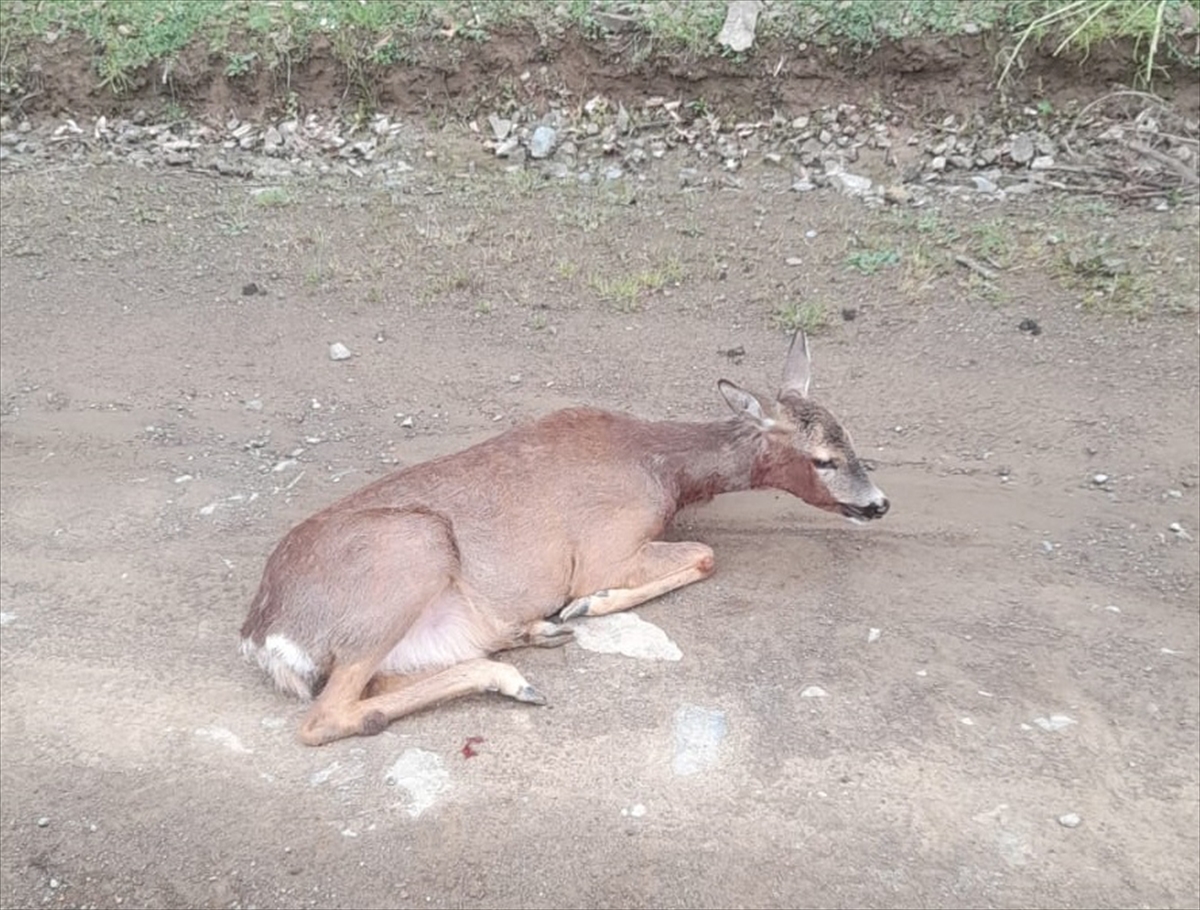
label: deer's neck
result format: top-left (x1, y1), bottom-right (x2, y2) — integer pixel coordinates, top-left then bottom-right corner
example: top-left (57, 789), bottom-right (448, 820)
top-left (639, 418), bottom-right (762, 513)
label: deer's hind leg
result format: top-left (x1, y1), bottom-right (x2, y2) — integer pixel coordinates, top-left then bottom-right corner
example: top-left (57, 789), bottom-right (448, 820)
top-left (559, 540), bottom-right (715, 621)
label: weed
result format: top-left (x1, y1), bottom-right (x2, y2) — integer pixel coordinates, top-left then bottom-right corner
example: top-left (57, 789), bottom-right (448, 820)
top-left (252, 187), bottom-right (291, 207)
top-left (845, 247), bottom-right (901, 275)
top-left (999, 0), bottom-right (1191, 91)
top-left (773, 299), bottom-right (829, 334)
top-left (588, 257), bottom-right (684, 312)
top-left (224, 51), bottom-right (257, 78)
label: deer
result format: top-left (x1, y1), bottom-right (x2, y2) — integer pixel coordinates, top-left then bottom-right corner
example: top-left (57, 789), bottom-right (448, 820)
top-left (240, 331), bottom-right (889, 746)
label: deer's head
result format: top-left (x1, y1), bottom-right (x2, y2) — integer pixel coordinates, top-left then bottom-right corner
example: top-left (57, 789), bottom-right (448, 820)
top-left (719, 331), bottom-right (889, 523)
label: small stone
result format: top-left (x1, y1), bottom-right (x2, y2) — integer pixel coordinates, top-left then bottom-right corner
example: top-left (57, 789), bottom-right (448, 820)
top-left (1010, 134), bottom-right (1035, 165)
top-left (930, 155), bottom-right (947, 172)
top-left (800, 686), bottom-right (828, 698)
top-left (164, 150), bottom-right (192, 166)
top-left (529, 126), bottom-right (557, 159)
top-left (1018, 318), bottom-right (1042, 336)
top-left (818, 129), bottom-right (833, 145)
top-left (1058, 813), bottom-right (1082, 828)
top-left (1092, 474), bottom-right (1109, 485)
top-left (629, 803), bottom-right (647, 818)
top-left (972, 175), bottom-right (998, 194)
top-left (508, 374), bottom-right (522, 384)
top-left (791, 179), bottom-right (815, 192)
top-left (1031, 155), bottom-right (1055, 170)
top-left (399, 416), bottom-right (414, 428)
top-left (244, 399), bottom-right (263, 411)
top-left (841, 308), bottom-right (858, 321)
top-left (883, 185), bottom-right (910, 205)
top-left (242, 282), bottom-right (262, 296)
top-left (1033, 714), bottom-right (1076, 731)
top-left (829, 172), bottom-right (872, 196)
top-left (867, 627), bottom-right (881, 643)
top-left (37, 817), bottom-right (50, 827)
top-left (494, 137), bottom-right (520, 158)
top-left (329, 342), bottom-right (352, 361)
top-left (488, 115), bottom-right (512, 141)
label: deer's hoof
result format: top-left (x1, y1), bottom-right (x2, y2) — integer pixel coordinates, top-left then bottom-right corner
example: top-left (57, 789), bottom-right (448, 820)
top-left (514, 684), bottom-right (548, 705)
top-left (559, 597), bottom-right (591, 621)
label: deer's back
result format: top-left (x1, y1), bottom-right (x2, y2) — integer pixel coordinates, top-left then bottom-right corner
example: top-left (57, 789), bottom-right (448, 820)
top-left (252, 408), bottom-right (672, 631)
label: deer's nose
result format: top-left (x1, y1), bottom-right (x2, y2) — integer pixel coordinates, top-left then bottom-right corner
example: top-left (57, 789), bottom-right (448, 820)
top-left (863, 497), bottom-right (889, 519)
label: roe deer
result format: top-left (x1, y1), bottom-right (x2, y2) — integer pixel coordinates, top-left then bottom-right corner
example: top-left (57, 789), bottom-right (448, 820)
top-left (240, 331), bottom-right (889, 745)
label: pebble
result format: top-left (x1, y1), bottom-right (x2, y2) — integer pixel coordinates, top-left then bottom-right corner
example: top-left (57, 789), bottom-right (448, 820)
top-left (867, 627), bottom-right (881, 643)
top-left (37, 817), bottom-right (50, 827)
top-left (800, 685), bottom-right (828, 698)
top-left (829, 172), bottom-right (872, 196)
top-left (1010, 133), bottom-right (1035, 165)
top-left (972, 175), bottom-right (998, 193)
top-left (1030, 155), bottom-right (1056, 169)
top-left (1033, 714), bottom-right (1076, 731)
top-left (329, 342), bottom-right (352, 361)
top-left (1058, 813), bottom-right (1082, 828)
top-left (1092, 473), bottom-right (1109, 484)
top-left (529, 126), bottom-right (557, 159)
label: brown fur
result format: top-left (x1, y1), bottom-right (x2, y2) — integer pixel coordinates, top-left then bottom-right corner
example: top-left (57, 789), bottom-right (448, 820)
top-left (240, 331), bottom-right (889, 745)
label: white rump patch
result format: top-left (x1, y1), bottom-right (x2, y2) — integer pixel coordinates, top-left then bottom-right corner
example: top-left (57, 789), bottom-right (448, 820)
top-left (241, 634), bottom-right (319, 700)
top-left (572, 613), bottom-right (682, 661)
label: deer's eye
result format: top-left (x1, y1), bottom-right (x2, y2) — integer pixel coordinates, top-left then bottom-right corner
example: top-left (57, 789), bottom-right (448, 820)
top-left (812, 457), bottom-right (835, 471)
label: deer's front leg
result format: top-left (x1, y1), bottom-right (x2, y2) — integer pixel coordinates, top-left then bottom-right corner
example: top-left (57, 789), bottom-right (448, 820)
top-left (559, 541), bottom-right (715, 621)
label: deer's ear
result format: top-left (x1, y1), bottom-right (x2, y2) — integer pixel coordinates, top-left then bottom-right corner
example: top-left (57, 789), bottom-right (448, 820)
top-left (780, 330), bottom-right (812, 398)
top-left (718, 380), bottom-right (775, 430)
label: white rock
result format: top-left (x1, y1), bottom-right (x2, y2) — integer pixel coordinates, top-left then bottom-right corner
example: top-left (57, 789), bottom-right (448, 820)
top-left (1032, 714), bottom-right (1076, 731)
top-left (329, 342), bottom-right (352, 361)
top-left (572, 613), bottom-right (681, 661)
top-left (1058, 813), bottom-right (1082, 828)
top-left (829, 172), bottom-right (872, 196)
top-left (800, 685), bottom-right (828, 698)
top-left (384, 749), bottom-right (449, 818)
top-left (672, 705), bottom-right (726, 776)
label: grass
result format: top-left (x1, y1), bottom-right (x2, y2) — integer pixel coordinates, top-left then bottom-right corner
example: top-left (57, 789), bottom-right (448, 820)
top-left (845, 246), bottom-right (902, 275)
top-left (773, 299), bottom-right (830, 334)
top-left (587, 257), bottom-right (685, 312)
top-left (2, 1), bottom-right (1197, 113)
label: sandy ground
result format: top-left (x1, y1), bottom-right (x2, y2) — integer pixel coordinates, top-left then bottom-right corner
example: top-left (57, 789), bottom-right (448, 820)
top-left (1, 126), bottom-right (1198, 910)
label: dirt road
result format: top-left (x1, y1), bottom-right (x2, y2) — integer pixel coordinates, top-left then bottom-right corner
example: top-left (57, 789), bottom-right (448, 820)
top-left (1, 111), bottom-right (1198, 909)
